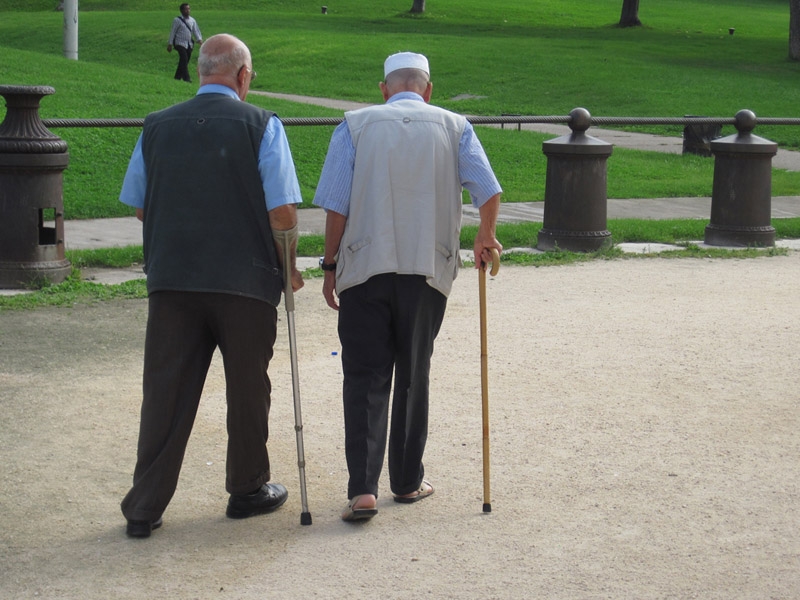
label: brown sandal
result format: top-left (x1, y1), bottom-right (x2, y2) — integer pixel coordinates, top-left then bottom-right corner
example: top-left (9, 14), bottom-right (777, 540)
top-left (341, 495), bottom-right (378, 521)
top-left (393, 480), bottom-right (434, 504)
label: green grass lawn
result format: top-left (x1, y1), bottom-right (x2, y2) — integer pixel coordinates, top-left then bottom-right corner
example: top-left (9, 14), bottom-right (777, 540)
top-left (1, 0), bottom-right (800, 220)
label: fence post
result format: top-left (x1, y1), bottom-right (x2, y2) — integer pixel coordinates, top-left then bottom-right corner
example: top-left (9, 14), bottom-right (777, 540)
top-left (705, 109), bottom-right (777, 247)
top-left (0, 85), bottom-right (71, 289)
top-left (537, 107), bottom-right (613, 252)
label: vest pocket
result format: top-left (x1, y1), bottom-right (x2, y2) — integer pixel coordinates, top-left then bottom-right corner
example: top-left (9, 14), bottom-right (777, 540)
top-left (434, 243), bottom-right (456, 277)
top-left (252, 258), bottom-right (280, 277)
top-left (433, 242), bottom-right (457, 291)
top-left (435, 242), bottom-right (453, 261)
top-left (346, 236), bottom-right (372, 253)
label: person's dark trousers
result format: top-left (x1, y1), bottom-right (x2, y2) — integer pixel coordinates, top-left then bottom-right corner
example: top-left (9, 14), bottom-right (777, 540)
top-left (337, 273), bottom-right (447, 500)
top-left (174, 44), bottom-right (193, 82)
top-left (121, 291), bottom-right (277, 523)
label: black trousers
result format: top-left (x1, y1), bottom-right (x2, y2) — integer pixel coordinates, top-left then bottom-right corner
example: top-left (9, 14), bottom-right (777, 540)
top-left (174, 44), bottom-right (193, 82)
top-left (338, 274), bottom-right (447, 499)
top-left (121, 291), bottom-right (277, 522)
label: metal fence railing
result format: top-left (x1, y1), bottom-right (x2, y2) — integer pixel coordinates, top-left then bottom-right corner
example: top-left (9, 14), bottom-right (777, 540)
top-left (38, 115), bottom-right (800, 129)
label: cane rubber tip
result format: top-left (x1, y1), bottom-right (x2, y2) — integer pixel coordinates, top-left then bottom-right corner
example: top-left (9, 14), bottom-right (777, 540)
top-left (482, 503), bottom-right (492, 513)
top-left (301, 512), bottom-right (312, 526)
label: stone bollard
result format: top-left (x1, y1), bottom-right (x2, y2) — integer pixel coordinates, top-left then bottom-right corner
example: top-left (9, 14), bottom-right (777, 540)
top-left (0, 85), bottom-right (71, 288)
top-left (704, 109), bottom-right (777, 247)
top-left (537, 107), bottom-right (613, 252)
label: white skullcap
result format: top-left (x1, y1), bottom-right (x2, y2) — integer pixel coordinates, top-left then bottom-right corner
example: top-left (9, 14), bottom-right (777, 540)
top-left (383, 52), bottom-right (430, 78)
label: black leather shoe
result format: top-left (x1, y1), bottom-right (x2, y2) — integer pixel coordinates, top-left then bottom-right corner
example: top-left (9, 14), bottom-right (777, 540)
top-left (226, 483), bottom-right (288, 519)
top-left (126, 517), bottom-right (163, 538)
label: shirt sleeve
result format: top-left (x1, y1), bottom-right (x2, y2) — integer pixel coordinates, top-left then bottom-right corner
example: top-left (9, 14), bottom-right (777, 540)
top-left (119, 134), bottom-right (146, 210)
top-left (312, 121), bottom-right (354, 217)
top-left (458, 122), bottom-right (503, 208)
top-left (258, 116), bottom-right (303, 211)
top-left (168, 19), bottom-right (180, 44)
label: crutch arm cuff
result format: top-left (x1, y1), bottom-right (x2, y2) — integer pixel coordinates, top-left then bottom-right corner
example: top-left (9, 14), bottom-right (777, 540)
top-left (273, 224), bottom-right (299, 256)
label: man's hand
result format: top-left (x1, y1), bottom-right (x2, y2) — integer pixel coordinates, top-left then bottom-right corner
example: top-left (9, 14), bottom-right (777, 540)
top-left (321, 210), bottom-right (347, 311)
top-left (322, 271), bottom-right (338, 310)
top-left (289, 268), bottom-right (304, 293)
top-left (474, 242), bottom-right (502, 272)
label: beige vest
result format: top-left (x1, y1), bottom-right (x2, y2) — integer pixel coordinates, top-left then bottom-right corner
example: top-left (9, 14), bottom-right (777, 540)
top-left (336, 99), bottom-right (467, 297)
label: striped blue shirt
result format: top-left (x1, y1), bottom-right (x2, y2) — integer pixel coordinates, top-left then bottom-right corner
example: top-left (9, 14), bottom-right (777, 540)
top-left (313, 91), bottom-right (502, 217)
top-left (119, 85), bottom-right (303, 213)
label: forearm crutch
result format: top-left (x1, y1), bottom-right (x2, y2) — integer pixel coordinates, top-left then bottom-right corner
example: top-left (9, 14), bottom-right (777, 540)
top-left (275, 226), bottom-right (312, 526)
top-left (479, 247), bottom-right (500, 513)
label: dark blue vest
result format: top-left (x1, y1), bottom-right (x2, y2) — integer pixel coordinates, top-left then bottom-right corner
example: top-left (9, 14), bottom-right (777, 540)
top-left (141, 93), bottom-right (283, 306)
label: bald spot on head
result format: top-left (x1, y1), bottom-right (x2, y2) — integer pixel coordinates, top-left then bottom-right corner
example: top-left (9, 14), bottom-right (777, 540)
top-left (198, 33), bottom-right (251, 87)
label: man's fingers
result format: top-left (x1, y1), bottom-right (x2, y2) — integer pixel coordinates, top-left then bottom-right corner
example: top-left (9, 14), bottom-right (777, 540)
top-left (291, 270), bottom-right (304, 292)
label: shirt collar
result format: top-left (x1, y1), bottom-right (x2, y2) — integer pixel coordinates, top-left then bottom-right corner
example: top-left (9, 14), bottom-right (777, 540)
top-left (197, 84), bottom-right (240, 100)
top-left (387, 91), bottom-right (425, 103)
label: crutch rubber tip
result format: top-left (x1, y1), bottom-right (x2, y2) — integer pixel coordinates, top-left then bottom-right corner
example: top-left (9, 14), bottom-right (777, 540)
top-left (482, 503), bottom-right (492, 513)
top-left (301, 512), bottom-right (312, 526)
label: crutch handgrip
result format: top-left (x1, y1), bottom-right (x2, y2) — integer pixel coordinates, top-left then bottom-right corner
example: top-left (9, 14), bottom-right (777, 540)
top-left (273, 224), bottom-right (299, 309)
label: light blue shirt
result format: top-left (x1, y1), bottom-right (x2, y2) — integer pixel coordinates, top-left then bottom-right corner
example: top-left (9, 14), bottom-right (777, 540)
top-left (119, 85), bottom-right (302, 212)
top-left (313, 91), bottom-right (502, 217)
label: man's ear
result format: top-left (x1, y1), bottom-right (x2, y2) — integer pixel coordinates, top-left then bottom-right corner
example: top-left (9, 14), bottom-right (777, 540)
top-left (422, 81), bottom-right (433, 103)
top-left (380, 81), bottom-right (390, 101)
top-left (236, 66), bottom-right (250, 100)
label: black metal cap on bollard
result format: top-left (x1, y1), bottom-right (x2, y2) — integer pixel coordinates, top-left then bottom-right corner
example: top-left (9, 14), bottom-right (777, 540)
top-left (704, 109), bottom-right (777, 247)
top-left (537, 108), bottom-right (614, 252)
top-left (0, 85), bottom-right (71, 289)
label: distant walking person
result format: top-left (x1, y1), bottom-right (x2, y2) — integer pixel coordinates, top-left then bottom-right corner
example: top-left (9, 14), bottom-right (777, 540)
top-left (168, 3), bottom-right (203, 82)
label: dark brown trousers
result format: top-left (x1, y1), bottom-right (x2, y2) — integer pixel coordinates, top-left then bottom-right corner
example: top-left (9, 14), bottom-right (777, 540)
top-left (121, 291), bottom-right (277, 522)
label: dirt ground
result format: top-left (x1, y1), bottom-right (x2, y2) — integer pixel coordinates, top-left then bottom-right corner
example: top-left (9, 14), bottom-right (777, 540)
top-left (1, 255), bottom-right (799, 599)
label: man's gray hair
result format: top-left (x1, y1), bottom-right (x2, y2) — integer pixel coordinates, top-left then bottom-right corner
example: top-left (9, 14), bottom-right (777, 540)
top-left (198, 41), bottom-right (250, 77)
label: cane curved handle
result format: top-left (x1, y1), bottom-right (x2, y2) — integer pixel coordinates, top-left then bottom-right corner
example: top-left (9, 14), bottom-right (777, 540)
top-left (487, 247), bottom-right (500, 276)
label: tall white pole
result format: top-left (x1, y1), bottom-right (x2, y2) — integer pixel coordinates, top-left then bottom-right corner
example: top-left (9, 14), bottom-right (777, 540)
top-left (63, 0), bottom-right (78, 60)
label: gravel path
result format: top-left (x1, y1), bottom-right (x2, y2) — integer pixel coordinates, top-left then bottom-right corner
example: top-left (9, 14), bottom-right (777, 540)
top-left (2, 254), bottom-right (799, 599)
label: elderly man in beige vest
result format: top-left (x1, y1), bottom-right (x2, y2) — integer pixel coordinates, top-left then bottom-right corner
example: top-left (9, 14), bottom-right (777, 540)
top-left (313, 51), bottom-right (503, 522)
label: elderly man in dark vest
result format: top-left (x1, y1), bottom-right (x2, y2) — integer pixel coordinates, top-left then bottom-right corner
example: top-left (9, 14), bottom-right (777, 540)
top-left (118, 33), bottom-right (304, 538)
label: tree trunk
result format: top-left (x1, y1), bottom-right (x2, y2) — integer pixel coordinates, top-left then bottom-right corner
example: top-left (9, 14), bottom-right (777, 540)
top-left (619, 0), bottom-right (642, 28)
top-left (791, 0), bottom-right (800, 60)
top-left (410, 0), bottom-right (426, 14)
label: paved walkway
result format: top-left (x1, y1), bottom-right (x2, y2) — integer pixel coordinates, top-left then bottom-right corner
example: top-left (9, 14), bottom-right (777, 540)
top-left (254, 91), bottom-right (800, 172)
top-left (63, 196), bottom-right (800, 251)
top-left (63, 92), bottom-right (800, 250)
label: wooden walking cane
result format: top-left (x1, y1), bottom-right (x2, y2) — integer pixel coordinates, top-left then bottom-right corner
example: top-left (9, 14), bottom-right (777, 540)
top-left (480, 247), bottom-right (500, 513)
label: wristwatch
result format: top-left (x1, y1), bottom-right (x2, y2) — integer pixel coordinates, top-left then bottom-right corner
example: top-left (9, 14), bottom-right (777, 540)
top-left (319, 257), bottom-right (337, 272)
